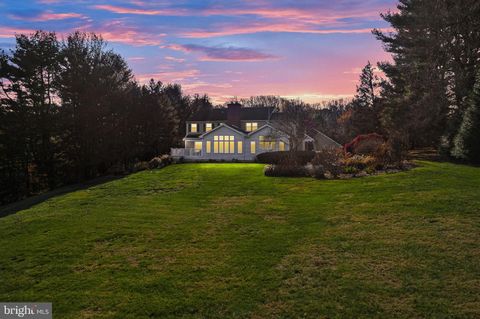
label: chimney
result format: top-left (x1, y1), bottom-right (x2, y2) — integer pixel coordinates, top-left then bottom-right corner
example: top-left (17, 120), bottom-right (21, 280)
top-left (227, 102), bottom-right (242, 128)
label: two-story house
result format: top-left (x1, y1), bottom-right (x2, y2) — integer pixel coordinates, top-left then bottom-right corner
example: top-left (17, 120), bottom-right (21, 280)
top-left (171, 102), bottom-right (340, 161)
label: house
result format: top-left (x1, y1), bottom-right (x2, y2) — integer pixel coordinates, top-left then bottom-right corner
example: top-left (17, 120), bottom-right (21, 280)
top-left (171, 102), bottom-right (340, 161)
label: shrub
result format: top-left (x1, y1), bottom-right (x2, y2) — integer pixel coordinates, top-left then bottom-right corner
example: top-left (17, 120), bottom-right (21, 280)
top-left (264, 164), bottom-right (309, 177)
top-left (311, 165), bottom-right (326, 179)
top-left (160, 154), bottom-right (172, 165)
top-left (311, 148), bottom-right (344, 177)
top-left (149, 154), bottom-right (173, 169)
top-left (133, 161), bottom-right (149, 172)
top-left (342, 155), bottom-right (376, 170)
top-left (344, 133), bottom-right (384, 155)
top-left (343, 166), bottom-right (358, 174)
top-left (257, 151), bottom-right (315, 166)
top-left (148, 157), bottom-right (163, 169)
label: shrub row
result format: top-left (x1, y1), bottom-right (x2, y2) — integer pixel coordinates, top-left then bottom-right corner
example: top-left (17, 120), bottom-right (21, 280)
top-left (256, 151), bottom-right (316, 165)
top-left (133, 154), bottom-right (172, 172)
top-left (264, 164), bottom-right (309, 177)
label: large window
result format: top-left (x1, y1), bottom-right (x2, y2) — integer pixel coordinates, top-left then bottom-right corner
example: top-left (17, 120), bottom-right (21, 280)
top-left (190, 123), bottom-right (197, 133)
top-left (250, 141), bottom-right (256, 154)
top-left (205, 123), bottom-right (212, 132)
top-left (206, 141), bottom-right (211, 153)
top-left (245, 122), bottom-right (258, 132)
top-left (194, 141), bottom-right (202, 154)
top-left (259, 136), bottom-right (275, 150)
top-left (214, 136), bottom-right (235, 154)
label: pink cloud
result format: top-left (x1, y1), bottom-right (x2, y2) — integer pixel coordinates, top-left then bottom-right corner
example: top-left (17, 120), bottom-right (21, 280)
top-left (180, 22), bottom-right (392, 38)
top-left (165, 56), bottom-right (185, 63)
top-left (87, 20), bottom-right (165, 46)
top-left (93, 4), bottom-right (187, 16)
top-left (9, 11), bottom-right (85, 22)
top-left (0, 26), bottom-right (37, 38)
top-left (136, 69), bottom-right (200, 83)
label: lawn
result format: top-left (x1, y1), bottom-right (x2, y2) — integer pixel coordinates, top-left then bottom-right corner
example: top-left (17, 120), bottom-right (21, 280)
top-left (0, 162), bottom-right (479, 318)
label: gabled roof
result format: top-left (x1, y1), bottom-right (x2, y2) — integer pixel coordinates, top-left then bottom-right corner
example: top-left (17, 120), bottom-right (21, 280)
top-left (248, 123), bottom-right (287, 137)
top-left (188, 106), bottom-right (275, 121)
top-left (198, 123), bottom-right (247, 138)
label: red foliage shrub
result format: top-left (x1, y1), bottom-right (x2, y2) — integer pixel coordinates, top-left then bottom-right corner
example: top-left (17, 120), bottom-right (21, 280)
top-left (344, 133), bottom-right (385, 155)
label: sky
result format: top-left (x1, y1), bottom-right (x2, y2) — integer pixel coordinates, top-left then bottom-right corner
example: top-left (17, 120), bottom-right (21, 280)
top-left (0, 0), bottom-right (397, 104)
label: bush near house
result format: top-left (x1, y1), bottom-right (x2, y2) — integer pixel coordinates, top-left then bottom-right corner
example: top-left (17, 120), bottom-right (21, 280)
top-left (264, 164), bottom-right (309, 177)
top-left (256, 151), bottom-right (315, 165)
top-left (344, 133), bottom-right (385, 155)
top-left (149, 155), bottom-right (173, 169)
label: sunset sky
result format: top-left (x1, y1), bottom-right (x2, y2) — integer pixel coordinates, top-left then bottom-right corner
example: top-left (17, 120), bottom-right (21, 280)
top-left (0, 0), bottom-right (397, 104)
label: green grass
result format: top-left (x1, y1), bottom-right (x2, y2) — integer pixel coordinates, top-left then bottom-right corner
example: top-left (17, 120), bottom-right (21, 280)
top-left (1, 162), bottom-right (479, 318)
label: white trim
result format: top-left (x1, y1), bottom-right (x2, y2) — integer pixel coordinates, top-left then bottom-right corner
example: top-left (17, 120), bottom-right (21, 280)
top-left (199, 123), bottom-right (246, 138)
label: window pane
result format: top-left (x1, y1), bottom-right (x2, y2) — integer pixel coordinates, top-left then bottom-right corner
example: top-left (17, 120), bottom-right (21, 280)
top-left (238, 141), bottom-right (243, 154)
top-left (230, 141), bottom-right (235, 153)
top-left (252, 123), bottom-right (258, 131)
top-left (191, 123), bottom-right (197, 133)
top-left (206, 141), bottom-right (211, 153)
top-left (279, 141), bottom-right (285, 151)
top-left (206, 123), bottom-right (212, 131)
top-left (214, 136), bottom-right (218, 141)
top-left (250, 141), bottom-right (256, 154)
top-left (214, 142), bottom-right (218, 153)
top-left (194, 142), bottom-right (202, 153)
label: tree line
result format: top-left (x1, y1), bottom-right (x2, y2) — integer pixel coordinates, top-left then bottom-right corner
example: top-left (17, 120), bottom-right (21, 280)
top-left (317, 0), bottom-right (480, 163)
top-left (0, 31), bottom-right (212, 204)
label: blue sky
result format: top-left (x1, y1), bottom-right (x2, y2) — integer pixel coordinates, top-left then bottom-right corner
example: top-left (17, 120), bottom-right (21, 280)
top-left (0, 0), bottom-right (397, 103)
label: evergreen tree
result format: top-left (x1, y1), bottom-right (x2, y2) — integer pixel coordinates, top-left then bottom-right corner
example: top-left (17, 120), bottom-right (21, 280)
top-left (374, 0), bottom-right (480, 149)
top-left (452, 68), bottom-right (480, 163)
top-left (344, 62), bottom-right (382, 138)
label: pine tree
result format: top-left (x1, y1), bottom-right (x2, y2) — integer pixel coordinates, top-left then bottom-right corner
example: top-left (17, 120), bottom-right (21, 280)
top-left (452, 69), bottom-right (480, 163)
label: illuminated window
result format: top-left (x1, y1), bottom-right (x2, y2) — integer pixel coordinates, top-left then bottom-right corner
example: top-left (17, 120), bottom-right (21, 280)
top-left (206, 141), bottom-right (211, 153)
top-left (237, 141), bottom-right (243, 154)
top-left (259, 136), bottom-right (275, 150)
top-left (279, 141), bottom-right (285, 151)
top-left (194, 141), bottom-right (202, 154)
top-left (205, 123), bottom-right (212, 132)
top-left (246, 122), bottom-right (258, 132)
top-left (190, 123), bottom-right (197, 133)
top-left (250, 141), bottom-right (256, 154)
top-left (213, 135), bottom-right (235, 154)
top-left (214, 136), bottom-right (219, 153)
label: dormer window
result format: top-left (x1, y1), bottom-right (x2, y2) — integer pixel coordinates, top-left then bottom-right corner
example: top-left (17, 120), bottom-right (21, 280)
top-left (205, 123), bottom-right (212, 132)
top-left (246, 122), bottom-right (258, 132)
top-left (190, 123), bottom-right (197, 133)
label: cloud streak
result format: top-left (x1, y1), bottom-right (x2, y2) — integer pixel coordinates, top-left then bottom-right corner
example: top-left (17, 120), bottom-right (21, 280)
top-left (93, 4), bottom-right (187, 16)
top-left (9, 11), bottom-right (85, 22)
top-left (166, 44), bottom-right (278, 61)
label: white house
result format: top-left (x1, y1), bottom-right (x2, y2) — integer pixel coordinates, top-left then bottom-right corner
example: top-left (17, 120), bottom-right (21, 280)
top-left (171, 102), bottom-right (340, 161)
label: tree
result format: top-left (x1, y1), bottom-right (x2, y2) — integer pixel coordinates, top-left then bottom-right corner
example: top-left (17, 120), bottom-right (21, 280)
top-left (0, 31), bottom-right (61, 196)
top-left (374, 0), bottom-right (480, 149)
top-left (452, 68), bottom-right (480, 163)
top-left (345, 62), bottom-right (382, 138)
top-left (57, 31), bottom-right (133, 179)
top-left (274, 100), bottom-right (315, 151)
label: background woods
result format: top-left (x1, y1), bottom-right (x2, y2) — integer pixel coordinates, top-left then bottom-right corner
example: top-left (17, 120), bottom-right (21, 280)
top-left (0, 31), bottom-right (210, 204)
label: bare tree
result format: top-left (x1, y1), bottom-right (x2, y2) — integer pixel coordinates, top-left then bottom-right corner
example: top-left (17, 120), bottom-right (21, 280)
top-left (272, 100), bottom-right (315, 151)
